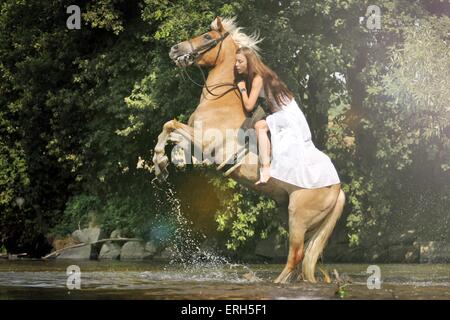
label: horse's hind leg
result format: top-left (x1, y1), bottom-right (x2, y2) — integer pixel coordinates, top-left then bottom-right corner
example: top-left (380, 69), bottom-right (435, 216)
top-left (274, 203), bottom-right (307, 284)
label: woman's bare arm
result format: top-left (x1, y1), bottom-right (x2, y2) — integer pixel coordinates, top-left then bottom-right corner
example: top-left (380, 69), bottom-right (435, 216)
top-left (239, 75), bottom-right (263, 113)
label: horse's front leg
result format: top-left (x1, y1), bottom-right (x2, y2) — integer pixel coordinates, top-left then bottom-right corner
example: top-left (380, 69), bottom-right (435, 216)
top-left (152, 119), bottom-right (195, 180)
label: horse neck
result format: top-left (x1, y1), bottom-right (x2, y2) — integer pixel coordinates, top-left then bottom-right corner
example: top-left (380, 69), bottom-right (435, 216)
top-left (201, 55), bottom-right (246, 126)
top-left (205, 54), bottom-right (235, 87)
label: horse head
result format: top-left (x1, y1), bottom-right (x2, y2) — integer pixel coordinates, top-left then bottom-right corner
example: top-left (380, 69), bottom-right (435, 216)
top-left (169, 16), bottom-right (230, 68)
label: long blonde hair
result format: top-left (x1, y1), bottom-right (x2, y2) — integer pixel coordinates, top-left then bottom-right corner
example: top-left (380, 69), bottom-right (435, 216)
top-left (235, 47), bottom-right (293, 113)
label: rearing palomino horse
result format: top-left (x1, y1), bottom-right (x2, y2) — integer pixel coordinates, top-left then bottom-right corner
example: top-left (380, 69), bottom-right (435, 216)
top-left (152, 16), bottom-right (345, 283)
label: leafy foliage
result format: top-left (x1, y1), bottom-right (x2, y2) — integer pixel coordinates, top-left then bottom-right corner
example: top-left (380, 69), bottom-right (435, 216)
top-left (209, 174), bottom-right (282, 251)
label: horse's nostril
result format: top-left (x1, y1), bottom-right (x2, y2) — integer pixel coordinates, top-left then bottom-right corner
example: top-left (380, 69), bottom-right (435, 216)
top-left (173, 45), bottom-right (179, 51)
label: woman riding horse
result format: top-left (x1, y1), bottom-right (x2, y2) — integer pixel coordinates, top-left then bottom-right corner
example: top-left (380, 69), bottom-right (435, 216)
top-left (235, 47), bottom-right (341, 189)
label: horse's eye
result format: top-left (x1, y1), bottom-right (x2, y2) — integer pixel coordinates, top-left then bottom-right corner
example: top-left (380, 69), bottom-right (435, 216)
top-left (204, 34), bottom-right (212, 40)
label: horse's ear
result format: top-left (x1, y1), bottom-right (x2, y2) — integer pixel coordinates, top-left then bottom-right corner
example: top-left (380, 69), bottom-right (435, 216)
top-left (216, 16), bottom-right (224, 31)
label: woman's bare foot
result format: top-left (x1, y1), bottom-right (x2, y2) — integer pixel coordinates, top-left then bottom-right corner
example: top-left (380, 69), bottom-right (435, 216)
top-left (255, 165), bottom-right (271, 185)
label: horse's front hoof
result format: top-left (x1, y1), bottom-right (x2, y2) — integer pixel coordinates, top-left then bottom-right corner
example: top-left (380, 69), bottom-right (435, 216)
top-left (151, 153), bottom-right (170, 181)
top-left (152, 168), bottom-right (169, 183)
top-left (153, 154), bottom-right (169, 171)
top-left (158, 168), bottom-right (169, 181)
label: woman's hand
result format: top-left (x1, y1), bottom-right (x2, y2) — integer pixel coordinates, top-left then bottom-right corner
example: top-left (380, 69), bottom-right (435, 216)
top-left (237, 80), bottom-right (246, 91)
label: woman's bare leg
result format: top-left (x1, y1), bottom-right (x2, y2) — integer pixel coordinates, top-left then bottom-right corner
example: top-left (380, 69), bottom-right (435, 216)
top-left (254, 120), bottom-right (271, 185)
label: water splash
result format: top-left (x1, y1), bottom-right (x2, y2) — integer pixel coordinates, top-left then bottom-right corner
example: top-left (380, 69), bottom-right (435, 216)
top-left (149, 178), bottom-right (261, 282)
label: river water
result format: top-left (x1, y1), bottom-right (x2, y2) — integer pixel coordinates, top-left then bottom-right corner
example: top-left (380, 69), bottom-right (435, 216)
top-left (0, 260), bottom-right (449, 299)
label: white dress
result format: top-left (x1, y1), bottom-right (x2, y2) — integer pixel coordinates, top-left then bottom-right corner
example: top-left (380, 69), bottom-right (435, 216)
top-left (259, 89), bottom-right (341, 189)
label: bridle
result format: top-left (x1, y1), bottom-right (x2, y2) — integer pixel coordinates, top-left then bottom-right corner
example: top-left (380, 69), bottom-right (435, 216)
top-left (187, 30), bottom-right (229, 66)
top-left (179, 30), bottom-right (241, 101)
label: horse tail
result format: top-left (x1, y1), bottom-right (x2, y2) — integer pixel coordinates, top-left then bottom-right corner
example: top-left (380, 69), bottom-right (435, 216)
top-left (302, 188), bottom-right (345, 282)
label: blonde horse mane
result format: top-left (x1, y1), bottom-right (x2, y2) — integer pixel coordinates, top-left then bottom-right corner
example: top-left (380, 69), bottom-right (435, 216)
top-left (210, 16), bottom-right (264, 57)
